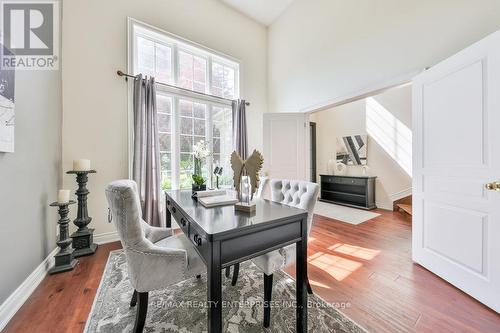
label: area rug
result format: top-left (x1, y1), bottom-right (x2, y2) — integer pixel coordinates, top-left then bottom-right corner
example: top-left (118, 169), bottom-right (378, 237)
top-left (84, 250), bottom-right (367, 332)
top-left (314, 201), bottom-right (380, 225)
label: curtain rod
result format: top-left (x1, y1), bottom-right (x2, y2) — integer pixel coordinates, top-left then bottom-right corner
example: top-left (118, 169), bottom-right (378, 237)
top-left (116, 70), bottom-right (250, 106)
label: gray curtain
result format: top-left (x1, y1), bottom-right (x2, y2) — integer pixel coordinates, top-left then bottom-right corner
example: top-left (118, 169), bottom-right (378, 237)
top-left (132, 75), bottom-right (162, 227)
top-left (232, 99), bottom-right (248, 159)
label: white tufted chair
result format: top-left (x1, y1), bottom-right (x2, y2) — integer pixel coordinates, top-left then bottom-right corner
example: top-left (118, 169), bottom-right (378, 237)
top-left (231, 178), bottom-right (320, 328)
top-left (105, 180), bottom-right (205, 333)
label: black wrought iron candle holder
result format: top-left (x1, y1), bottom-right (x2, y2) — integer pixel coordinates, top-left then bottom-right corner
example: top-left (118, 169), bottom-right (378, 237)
top-left (67, 170), bottom-right (98, 257)
top-left (49, 200), bottom-right (78, 274)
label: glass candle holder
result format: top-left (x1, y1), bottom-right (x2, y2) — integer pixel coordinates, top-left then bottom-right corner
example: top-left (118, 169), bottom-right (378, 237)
top-left (240, 176), bottom-right (251, 204)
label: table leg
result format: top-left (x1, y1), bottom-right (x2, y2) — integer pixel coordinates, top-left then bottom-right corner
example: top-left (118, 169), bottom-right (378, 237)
top-left (208, 241), bottom-right (222, 332)
top-left (166, 199), bottom-right (171, 228)
top-left (296, 217), bottom-right (308, 332)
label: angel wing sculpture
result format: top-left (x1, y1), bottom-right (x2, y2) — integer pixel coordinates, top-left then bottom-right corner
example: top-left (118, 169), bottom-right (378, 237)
top-left (231, 149), bottom-right (264, 200)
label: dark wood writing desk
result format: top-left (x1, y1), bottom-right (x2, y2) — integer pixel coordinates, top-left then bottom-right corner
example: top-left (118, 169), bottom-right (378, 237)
top-left (165, 190), bottom-right (308, 332)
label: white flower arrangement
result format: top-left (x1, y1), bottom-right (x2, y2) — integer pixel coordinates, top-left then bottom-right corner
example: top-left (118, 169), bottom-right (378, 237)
top-left (192, 140), bottom-right (211, 185)
top-left (193, 140), bottom-right (211, 160)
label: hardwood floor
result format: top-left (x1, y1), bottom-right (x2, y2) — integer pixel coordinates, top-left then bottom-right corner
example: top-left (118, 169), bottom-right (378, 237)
top-left (4, 210), bottom-right (500, 332)
top-left (3, 242), bottom-right (121, 333)
top-left (285, 210), bottom-right (500, 333)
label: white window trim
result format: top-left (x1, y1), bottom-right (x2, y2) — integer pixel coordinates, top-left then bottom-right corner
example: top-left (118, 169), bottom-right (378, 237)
top-left (127, 17), bottom-right (239, 189)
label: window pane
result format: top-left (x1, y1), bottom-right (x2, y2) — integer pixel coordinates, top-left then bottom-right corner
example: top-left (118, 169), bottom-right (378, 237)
top-left (158, 96), bottom-right (172, 135)
top-left (161, 171), bottom-right (172, 190)
top-left (137, 36), bottom-right (154, 76)
top-left (212, 106), bottom-right (233, 187)
top-left (157, 94), bottom-right (173, 187)
top-left (155, 43), bottom-right (172, 84)
top-left (223, 66), bottom-right (235, 99)
top-left (180, 117), bottom-right (193, 135)
top-left (193, 103), bottom-right (206, 119)
top-left (212, 138), bottom-right (220, 154)
top-left (213, 153), bottom-right (220, 165)
top-left (159, 133), bottom-right (171, 152)
top-left (158, 114), bottom-right (171, 133)
top-left (211, 62), bottom-right (224, 97)
top-left (193, 56), bottom-right (206, 93)
top-left (180, 99), bottom-right (193, 117)
top-left (180, 135), bottom-right (193, 152)
top-left (180, 153), bottom-right (193, 169)
top-left (211, 62), bottom-right (236, 99)
top-left (179, 153), bottom-right (194, 189)
top-left (194, 119), bottom-right (206, 136)
top-left (179, 51), bottom-right (206, 93)
top-left (160, 153), bottom-right (171, 171)
top-left (157, 95), bottom-right (172, 113)
top-left (179, 51), bottom-right (193, 90)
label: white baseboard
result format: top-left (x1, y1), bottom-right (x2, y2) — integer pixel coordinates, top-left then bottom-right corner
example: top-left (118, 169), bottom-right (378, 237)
top-left (94, 231), bottom-right (120, 245)
top-left (375, 201), bottom-right (393, 211)
top-left (390, 188), bottom-right (412, 202)
top-left (0, 247), bottom-right (58, 332)
top-left (0, 230), bottom-right (120, 331)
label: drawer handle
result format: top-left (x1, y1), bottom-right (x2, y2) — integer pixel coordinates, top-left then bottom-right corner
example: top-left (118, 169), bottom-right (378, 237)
top-left (193, 234), bottom-right (202, 246)
top-left (181, 218), bottom-right (186, 227)
top-left (172, 206), bottom-right (176, 213)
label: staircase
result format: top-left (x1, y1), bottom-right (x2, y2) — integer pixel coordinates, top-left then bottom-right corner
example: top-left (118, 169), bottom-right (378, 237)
top-left (393, 195), bottom-right (412, 217)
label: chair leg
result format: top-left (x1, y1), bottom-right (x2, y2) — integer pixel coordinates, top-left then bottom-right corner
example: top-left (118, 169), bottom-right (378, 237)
top-left (133, 291), bottom-right (148, 333)
top-left (231, 263), bottom-right (240, 286)
top-left (225, 266), bottom-right (231, 278)
top-left (263, 273), bottom-right (273, 328)
top-left (307, 278), bottom-right (313, 295)
top-left (130, 289), bottom-right (138, 307)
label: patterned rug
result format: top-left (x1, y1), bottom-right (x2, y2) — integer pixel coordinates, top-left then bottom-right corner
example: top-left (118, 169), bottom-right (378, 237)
top-left (84, 250), bottom-right (367, 332)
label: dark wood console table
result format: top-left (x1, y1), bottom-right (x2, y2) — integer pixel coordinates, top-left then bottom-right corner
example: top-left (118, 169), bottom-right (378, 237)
top-left (165, 190), bottom-right (309, 333)
top-left (320, 174), bottom-right (377, 210)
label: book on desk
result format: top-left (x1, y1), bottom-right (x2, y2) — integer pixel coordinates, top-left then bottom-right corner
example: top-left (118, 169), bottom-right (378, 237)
top-left (195, 189), bottom-right (239, 208)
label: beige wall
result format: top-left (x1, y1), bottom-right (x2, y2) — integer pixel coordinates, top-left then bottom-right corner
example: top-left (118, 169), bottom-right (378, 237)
top-left (311, 85), bottom-right (412, 209)
top-left (268, 0), bottom-right (500, 112)
top-left (62, 0), bottom-right (267, 236)
top-left (0, 61), bottom-right (61, 303)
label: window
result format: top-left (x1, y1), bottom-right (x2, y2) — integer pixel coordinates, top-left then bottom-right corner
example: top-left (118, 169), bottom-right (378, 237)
top-left (131, 20), bottom-right (239, 189)
top-left (212, 106), bottom-right (233, 187)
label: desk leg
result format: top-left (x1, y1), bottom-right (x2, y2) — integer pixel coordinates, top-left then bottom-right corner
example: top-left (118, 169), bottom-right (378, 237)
top-left (166, 202), bottom-right (171, 228)
top-left (296, 217), bottom-right (308, 333)
top-left (208, 241), bottom-right (222, 333)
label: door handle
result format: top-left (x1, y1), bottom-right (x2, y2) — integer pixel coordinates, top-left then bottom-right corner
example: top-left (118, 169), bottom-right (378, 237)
top-left (485, 181), bottom-right (500, 191)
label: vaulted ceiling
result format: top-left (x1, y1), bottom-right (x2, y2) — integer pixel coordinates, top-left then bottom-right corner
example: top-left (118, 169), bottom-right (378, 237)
top-left (220, 0), bottom-right (294, 26)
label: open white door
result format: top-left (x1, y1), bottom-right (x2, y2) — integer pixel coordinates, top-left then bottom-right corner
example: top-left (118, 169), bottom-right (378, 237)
top-left (413, 30), bottom-right (500, 312)
top-left (263, 113), bottom-right (308, 180)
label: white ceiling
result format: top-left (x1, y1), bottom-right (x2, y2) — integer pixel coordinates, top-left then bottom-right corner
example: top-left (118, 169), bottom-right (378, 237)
top-left (220, 0), bottom-right (294, 26)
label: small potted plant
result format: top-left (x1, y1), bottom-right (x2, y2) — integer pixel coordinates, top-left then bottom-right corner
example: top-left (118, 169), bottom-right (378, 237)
top-left (192, 140), bottom-right (211, 193)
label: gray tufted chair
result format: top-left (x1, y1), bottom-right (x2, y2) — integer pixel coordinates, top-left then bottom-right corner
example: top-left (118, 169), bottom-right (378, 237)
top-left (105, 180), bottom-right (205, 333)
top-left (231, 178), bottom-right (320, 328)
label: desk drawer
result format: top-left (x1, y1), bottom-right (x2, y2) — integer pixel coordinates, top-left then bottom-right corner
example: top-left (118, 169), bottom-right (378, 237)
top-left (333, 177), bottom-right (366, 186)
top-left (166, 199), bottom-right (190, 235)
top-left (220, 221), bottom-right (302, 265)
top-left (190, 223), bottom-right (209, 263)
top-left (321, 175), bottom-right (336, 183)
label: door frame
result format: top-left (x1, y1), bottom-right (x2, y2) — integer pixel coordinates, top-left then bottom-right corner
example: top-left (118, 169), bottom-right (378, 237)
top-left (309, 122), bottom-right (317, 183)
top-left (302, 70), bottom-right (420, 114)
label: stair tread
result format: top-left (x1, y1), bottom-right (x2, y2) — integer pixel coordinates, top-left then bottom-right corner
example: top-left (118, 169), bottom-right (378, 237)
top-left (397, 204), bottom-right (412, 215)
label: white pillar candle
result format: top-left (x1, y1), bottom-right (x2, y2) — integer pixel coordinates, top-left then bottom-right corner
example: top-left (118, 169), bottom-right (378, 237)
top-left (58, 190), bottom-right (71, 203)
top-left (73, 159), bottom-right (91, 171)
